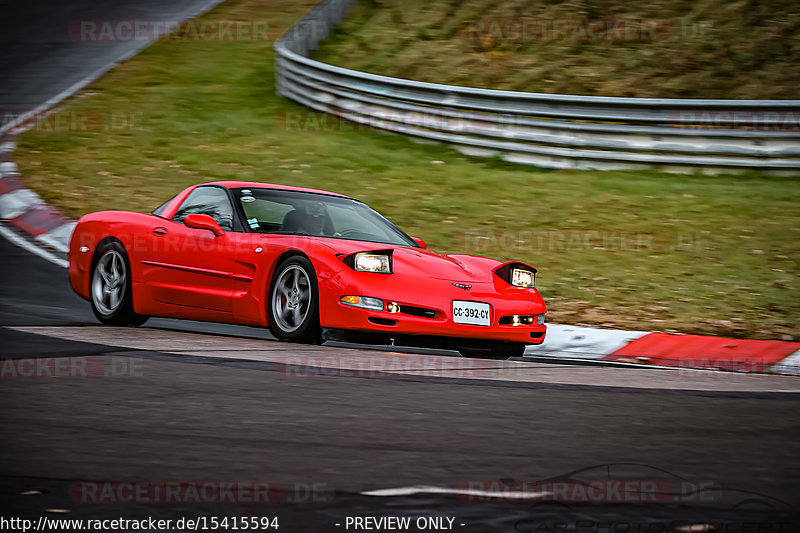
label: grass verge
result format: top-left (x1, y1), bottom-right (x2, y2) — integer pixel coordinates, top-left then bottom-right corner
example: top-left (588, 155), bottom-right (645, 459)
top-left (311, 0), bottom-right (800, 98)
top-left (11, 0), bottom-right (800, 339)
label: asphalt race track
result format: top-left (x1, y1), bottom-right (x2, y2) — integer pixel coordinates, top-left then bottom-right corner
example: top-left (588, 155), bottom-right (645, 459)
top-left (0, 0), bottom-right (223, 120)
top-left (3, 212), bottom-right (800, 531)
top-left (1, 1), bottom-right (800, 531)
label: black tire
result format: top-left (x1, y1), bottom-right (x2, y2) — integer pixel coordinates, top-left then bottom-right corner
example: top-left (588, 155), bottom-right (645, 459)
top-left (90, 240), bottom-right (148, 327)
top-left (268, 255), bottom-right (321, 343)
top-left (459, 343), bottom-right (527, 360)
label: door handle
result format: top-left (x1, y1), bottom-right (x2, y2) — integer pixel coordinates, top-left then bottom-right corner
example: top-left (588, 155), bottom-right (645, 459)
top-left (153, 227), bottom-right (167, 236)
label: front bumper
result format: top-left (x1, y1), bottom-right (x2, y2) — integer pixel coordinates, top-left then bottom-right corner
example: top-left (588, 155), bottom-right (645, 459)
top-left (318, 271), bottom-right (547, 345)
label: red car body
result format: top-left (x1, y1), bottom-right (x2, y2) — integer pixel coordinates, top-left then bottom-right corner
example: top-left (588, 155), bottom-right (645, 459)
top-left (68, 181), bottom-right (546, 355)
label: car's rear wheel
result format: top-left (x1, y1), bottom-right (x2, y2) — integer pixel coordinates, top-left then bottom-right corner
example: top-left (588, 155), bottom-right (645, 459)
top-left (459, 343), bottom-right (526, 360)
top-left (90, 241), bottom-right (148, 327)
top-left (268, 255), bottom-right (321, 343)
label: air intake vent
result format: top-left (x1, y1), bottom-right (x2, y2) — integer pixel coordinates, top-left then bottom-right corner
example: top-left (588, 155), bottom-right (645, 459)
top-left (368, 317), bottom-right (398, 326)
top-left (399, 305), bottom-right (437, 319)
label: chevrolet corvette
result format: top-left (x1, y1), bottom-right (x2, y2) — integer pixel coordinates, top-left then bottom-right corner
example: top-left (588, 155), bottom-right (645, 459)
top-left (68, 182), bottom-right (546, 359)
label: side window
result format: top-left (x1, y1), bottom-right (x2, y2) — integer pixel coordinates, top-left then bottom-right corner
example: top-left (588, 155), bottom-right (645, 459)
top-left (240, 197), bottom-right (294, 232)
top-left (172, 187), bottom-right (235, 231)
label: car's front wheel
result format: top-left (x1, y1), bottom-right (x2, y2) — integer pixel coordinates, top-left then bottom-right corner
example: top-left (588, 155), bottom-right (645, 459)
top-left (90, 240), bottom-right (148, 327)
top-left (459, 343), bottom-right (526, 360)
top-left (268, 255), bottom-right (321, 343)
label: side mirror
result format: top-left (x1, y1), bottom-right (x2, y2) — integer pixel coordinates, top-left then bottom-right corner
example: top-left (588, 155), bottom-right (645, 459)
top-left (184, 214), bottom-right (225, 237)
top-left (412, 237), bottom-right (427, 249)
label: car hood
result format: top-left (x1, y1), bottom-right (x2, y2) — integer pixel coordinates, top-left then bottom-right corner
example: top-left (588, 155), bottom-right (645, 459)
top-left (309, 237), bottom-right (500, 283)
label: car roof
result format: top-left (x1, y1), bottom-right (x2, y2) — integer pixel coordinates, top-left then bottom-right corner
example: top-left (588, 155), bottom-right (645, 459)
top-left (202, 181), bottom-right (349, 198)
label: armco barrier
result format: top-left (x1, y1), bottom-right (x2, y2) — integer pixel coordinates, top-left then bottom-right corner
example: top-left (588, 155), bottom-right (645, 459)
top-left (274, 0), bottom-right (800, 172)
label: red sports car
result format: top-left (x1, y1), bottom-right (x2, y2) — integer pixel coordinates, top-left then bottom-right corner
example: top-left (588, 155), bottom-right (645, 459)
top-left (68, 182), bottom-right (546, 359)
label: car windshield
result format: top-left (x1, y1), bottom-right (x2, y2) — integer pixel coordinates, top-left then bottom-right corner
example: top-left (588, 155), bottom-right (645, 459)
top-left (233, 187), bottom-right (418, 247)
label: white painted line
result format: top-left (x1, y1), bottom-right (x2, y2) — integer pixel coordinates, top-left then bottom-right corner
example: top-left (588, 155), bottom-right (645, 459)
top-left (0, 188), bottom-right (43, 219)
top-left (524, 323), bottom-right (649, 359)
top-left (0, 224), bottom-right (68, 268)
top-left (769, 349), bottom-right (800, 376)
top-left (1, 161), bottom-right (19, 176)
top-left (361, 485), bottom-right (550, 500)
top-left (35, 221), bottom-right (76, 254)
top-left (0, 141), bottom-right (16, 153)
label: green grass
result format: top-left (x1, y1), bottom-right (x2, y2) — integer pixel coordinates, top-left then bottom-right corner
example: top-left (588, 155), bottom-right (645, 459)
top-left (13, 0), bottom-right (800, 340)
top-left (311, 0), bottom-right (800, 98)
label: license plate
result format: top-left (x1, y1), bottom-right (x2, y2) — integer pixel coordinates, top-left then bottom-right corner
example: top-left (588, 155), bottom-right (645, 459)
top-left (452, 300), bottom-right (491, 326)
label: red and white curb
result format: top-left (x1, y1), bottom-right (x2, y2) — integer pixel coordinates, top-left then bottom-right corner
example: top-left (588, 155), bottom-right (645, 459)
top-left (1, 135), bottom-right (74, 266)
top-left (526, 325), bottom-right (799, 375)
top-left (1, 133), bottom-right (798, 376)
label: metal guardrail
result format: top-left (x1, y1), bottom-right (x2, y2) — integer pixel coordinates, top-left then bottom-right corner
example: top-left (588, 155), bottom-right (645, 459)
top-left (275, 0), bottom-right (800, 172)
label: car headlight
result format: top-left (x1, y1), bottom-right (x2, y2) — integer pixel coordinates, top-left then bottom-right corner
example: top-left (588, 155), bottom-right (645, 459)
top-left (354, 252), bottom-right (391, 273)
top-left (511, 268), bottom-right (535, 288)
